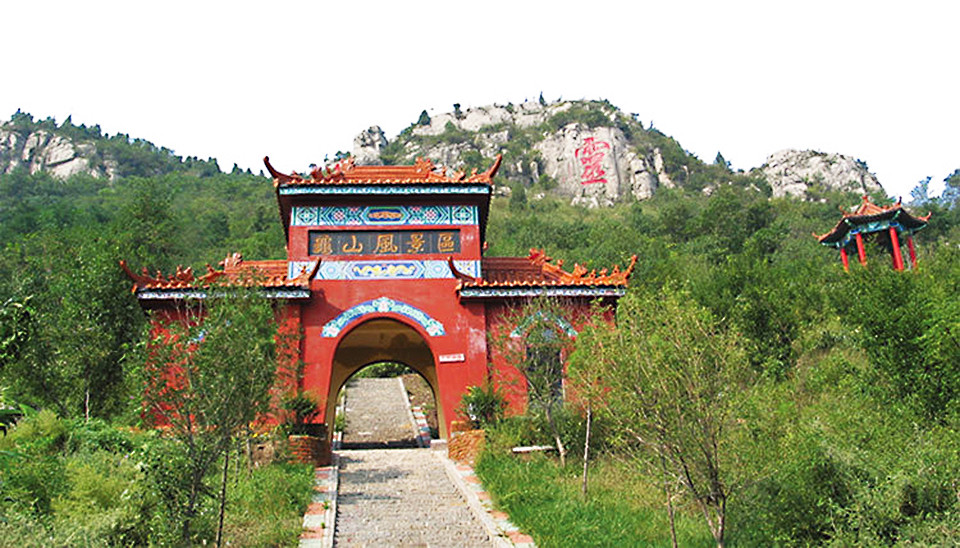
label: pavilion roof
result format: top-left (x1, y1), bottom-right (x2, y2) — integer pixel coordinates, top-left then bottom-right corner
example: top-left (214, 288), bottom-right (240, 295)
top-left (451, 249), bottom-right (637, 298)
top-left (264, 154), bottom-right (502, 187)
top-left (814, 195), bottom-right (931, 247)
top-left (120, 253), bottom-right (319, 294)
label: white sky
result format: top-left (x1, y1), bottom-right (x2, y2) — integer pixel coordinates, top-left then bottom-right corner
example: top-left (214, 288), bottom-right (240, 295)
top-left (2, 1), bottom-right (957, 198)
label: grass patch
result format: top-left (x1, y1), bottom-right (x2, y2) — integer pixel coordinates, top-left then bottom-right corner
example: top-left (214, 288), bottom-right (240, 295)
top-left (222, 461), bottom-right (314, 546)
top-left (475, 448), bottom-right (712, 547)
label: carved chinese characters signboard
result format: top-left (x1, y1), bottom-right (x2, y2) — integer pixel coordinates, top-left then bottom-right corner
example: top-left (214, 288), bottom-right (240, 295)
top-left (575, 137), bottom-right (611, 185)
top-left (308, 229), bottom-right (461, 256)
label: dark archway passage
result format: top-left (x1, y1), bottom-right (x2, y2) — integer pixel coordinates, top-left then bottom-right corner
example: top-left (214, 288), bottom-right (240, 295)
top-left (325, 318), bottom-right (447, 445)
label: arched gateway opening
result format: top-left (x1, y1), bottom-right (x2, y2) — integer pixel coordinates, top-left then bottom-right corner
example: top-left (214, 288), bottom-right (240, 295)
top-left (327, 318), bottom-right (445, 440)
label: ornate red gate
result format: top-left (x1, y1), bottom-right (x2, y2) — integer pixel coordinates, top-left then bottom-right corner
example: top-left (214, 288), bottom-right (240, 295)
top-left (123, 154), bottom-right (636, 440)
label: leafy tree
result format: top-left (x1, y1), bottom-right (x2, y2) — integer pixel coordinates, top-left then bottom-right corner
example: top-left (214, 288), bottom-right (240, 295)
top-left (490, 297), bottom-right (576, 466)
top-left (0, 229), bottom-right (145, 419)
top-left (508, 182), bottom-right (527, 211)
top-left (141, 282), bottom-right (281, 543)
top-left (0, 296), bottom-right (32, 372)
top-left (941, 168), bottom-right (960, 209)
top-left (714, 151), bottom-right (731, 170)
top-left (835, 251), bottom-right (959, 422)
top-left (909, 176), bottom-right (933, 206)
top-left (417, 109), bottom-right (431, 126)
top-left (570, 287), bottom-right (750, 548)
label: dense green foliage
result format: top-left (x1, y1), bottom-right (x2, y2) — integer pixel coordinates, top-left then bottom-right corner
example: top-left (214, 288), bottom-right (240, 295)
top-left (477, 177), bottom-right (959, 545)
top-left (0, 113), bottom-right (301, 543)
top-left (0, 109), bottom-right (957, 544)
top-left (0, 411), bottom-right (312, 546)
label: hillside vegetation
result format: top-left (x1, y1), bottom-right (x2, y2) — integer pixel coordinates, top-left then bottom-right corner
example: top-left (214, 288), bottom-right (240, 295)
top-left (0, 109), bottom-right (958, 545)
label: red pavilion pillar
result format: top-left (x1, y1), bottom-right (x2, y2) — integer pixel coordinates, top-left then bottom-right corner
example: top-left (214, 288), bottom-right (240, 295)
top-left (839, 247), bottom-right (850, 272)
top-left (889, 226), bottom-right (904, 271)
top-left (907, 235), bottom-right (918, 270)
top-left (855, 232), bottom-right (867, 266)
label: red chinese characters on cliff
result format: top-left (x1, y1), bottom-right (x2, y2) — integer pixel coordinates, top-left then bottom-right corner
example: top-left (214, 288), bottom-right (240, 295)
top-left (575, 137), bottom-right (611, 185)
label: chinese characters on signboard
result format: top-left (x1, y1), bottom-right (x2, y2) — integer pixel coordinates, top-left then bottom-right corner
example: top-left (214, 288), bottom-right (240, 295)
top-left (308, 229), bottom-right (461, 256)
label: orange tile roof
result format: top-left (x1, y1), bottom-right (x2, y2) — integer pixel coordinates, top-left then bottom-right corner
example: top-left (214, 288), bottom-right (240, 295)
top-left (451, 249), bottom-right (637, 289)
top-left (814, 195), bottom-right (931, 244)
top-left (264, 154), bottom-right (502, 186)
top-left (120, 253), bottom-right (319, 293)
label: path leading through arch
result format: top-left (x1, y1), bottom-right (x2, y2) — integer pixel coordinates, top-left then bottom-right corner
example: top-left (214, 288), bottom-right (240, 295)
top-left (334, 449), bottom-right (493, 546)
top-left (341, 378), bottom-right (418, 449)
top-left (330, 376), bottom-right (496, 546)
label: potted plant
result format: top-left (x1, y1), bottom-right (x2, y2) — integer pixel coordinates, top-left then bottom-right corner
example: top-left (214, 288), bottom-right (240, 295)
top-left (281, 392), bottom-right (329, 465)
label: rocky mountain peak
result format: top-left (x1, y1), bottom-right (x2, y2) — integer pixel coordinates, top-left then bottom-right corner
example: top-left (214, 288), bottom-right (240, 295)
top-left (755, 149), bottom-right (882, 199)
top-left (353, 100), bottom-right (885, 206)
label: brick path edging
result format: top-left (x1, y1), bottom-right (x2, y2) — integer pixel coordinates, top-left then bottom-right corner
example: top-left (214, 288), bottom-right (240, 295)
top-left (298, 454), bottom-right (339, 548)
top-left (410, 405), bottom-right (432, 447)
top-left (435, 450), bottom-right (536, 547)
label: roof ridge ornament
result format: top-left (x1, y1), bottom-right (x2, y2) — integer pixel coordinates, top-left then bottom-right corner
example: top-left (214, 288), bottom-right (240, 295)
top-left (265, 154), bottom-right (503, 186)
top-left (263, 156), bottom-right (295, 186)
top-left (121, 253), bottom-right (317, 293)
top-left (458, 250), bottom-right (638, 293)
top-left (447, 257), bottom-right (478, 283)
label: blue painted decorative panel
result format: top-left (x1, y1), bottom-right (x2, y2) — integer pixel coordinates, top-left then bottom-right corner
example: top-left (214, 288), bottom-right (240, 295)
top-left (321, 297), bottom-right (446, 338)
top-left (315, 260), bottom-right (480, 281)
top-left (291, 205), bottom-right (478, 227)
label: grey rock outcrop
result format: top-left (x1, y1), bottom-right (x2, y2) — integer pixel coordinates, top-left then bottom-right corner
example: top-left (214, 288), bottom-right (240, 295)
top-left (536, 124), bottom-right (658, 207)
top-left (393, 101), bottom-right (666, 207)
top-left (0, 128), bottom-right (113, 179)
top-left (352, 126), bottom-right (387, 166)
top-left (755, 149), bottom-right (883, 199)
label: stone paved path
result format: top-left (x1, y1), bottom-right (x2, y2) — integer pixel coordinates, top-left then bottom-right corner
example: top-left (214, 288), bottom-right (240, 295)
top-left (334, 448), bottom-right (493, 547)
top-left (331, 377), bottom-right (495, 546)
top-left (342, 377), bottom-right (417, 448)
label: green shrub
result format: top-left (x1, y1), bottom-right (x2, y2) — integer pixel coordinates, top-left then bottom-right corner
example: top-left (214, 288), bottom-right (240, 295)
top-left (481, 415), bottom-right (543, 452)
top-left (49, 449), bottom-right (155, 545)
top-left (728, 354), bottom-right (960, 546)
top-left (0, 453), bottom-right (66, 516)
top-left (64, 418), bottom-right (136, 454)
top-left (457, 384), bottom-right (506, 429)
top-left (0, 409), bottom-right (67, 454)
top-left (281, 393), bottom-right (320, 435)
